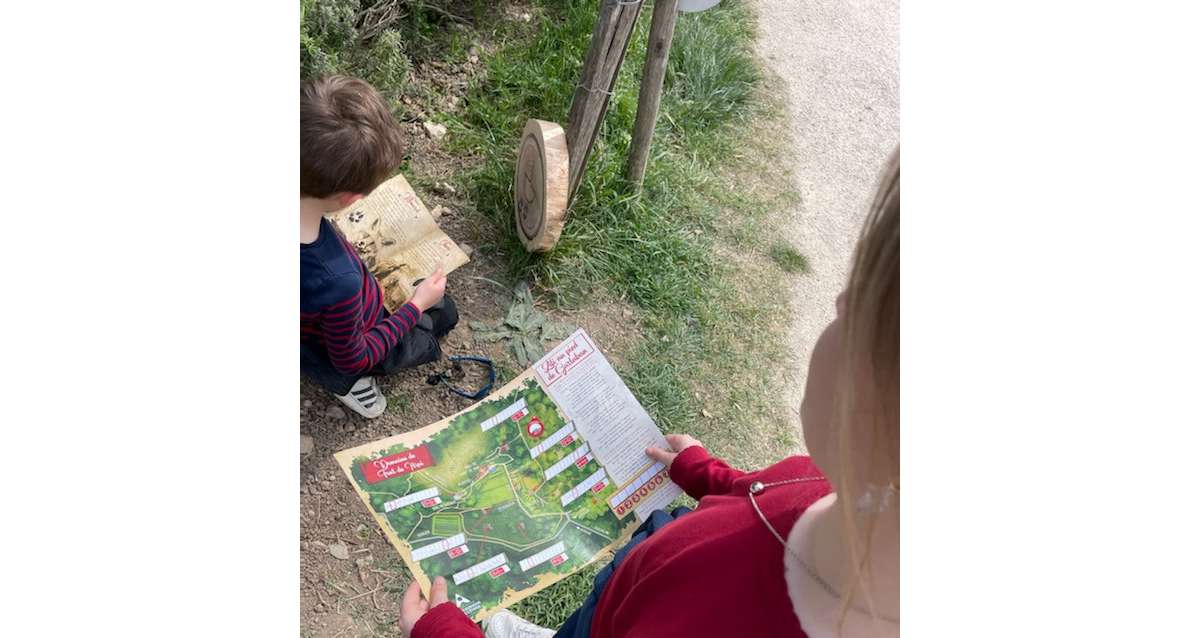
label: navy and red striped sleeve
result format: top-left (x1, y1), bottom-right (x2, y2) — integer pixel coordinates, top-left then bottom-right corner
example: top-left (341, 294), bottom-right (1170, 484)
top-left (319, 274), bottom-right (422, 376)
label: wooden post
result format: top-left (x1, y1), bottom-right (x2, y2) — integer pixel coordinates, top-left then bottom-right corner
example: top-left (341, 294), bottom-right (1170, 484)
top-left (565, 0), bottom-right (645, 202)
top-left (626, 0), bottom-right (680, 187)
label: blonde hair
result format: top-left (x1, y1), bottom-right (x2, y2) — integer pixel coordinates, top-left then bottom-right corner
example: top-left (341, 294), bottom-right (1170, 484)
top-left (835, 148), bottom-right (900, 626)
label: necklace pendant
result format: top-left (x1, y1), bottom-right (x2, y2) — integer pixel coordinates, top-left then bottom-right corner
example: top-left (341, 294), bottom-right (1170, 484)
top-left (749, 481), bottom-right (765, 494)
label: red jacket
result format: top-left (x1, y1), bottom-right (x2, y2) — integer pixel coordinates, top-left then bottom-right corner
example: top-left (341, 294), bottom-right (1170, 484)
top-left (412, 447), bottom-right (831, 638)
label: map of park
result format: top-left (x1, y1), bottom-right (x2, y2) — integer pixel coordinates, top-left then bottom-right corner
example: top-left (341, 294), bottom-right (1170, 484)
top-left (344, 378), bottom-right (637, 619)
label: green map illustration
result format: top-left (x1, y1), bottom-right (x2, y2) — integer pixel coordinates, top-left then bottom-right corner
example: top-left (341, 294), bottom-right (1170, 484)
top-left (339, 377), bottom-right (637, 620)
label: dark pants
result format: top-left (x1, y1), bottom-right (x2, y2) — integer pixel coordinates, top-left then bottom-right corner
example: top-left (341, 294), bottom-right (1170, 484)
top-left (301, 295), bottom-right (459, 396)
top-left (555, 506), bottom-right (692, 638)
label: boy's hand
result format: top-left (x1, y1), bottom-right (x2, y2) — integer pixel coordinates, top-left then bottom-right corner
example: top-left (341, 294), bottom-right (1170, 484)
top-left (645, 434), bottom-right (702, 468)
top-left (409, 267), bottom-right (446, 312)
top-left (398, 576), bottom-right (449, 636)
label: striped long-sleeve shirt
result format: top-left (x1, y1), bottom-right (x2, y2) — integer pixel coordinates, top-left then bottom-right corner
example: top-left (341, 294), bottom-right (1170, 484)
top-left (301, 217), bottom-right (421, 376)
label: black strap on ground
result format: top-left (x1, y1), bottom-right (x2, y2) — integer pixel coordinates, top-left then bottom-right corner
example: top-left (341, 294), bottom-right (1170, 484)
top-left (425, 355), bottom-right (496, 400)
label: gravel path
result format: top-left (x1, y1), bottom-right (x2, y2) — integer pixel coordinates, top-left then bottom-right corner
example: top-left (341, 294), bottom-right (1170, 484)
top-left (751, 0), bottom-right (899, 448)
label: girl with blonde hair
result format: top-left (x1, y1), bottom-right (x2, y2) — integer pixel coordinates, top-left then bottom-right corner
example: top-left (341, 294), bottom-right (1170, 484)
top-left (400, 150), bottom-right (900, 638)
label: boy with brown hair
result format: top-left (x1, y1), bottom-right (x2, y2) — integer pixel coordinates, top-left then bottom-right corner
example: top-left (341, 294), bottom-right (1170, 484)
top-left (301, 75), bottom-right (458, 418)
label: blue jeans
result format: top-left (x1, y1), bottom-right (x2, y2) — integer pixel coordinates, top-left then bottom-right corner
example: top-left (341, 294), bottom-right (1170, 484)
top-left (555, 506), bottom-right (692, 638)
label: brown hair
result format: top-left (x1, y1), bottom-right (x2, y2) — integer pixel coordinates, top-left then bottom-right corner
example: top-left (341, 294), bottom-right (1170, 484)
top-left (301, 75), bottom-right (404, 198)
top-left (835, 147), bottom-right (900, 626)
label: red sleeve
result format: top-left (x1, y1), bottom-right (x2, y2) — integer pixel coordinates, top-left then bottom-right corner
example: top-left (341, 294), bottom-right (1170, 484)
top-left (668, 446), bottom-right (748, 499)
top-left (410, 602), bottom-right (482, 638)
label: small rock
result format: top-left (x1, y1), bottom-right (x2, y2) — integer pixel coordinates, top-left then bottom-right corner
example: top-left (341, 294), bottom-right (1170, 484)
top-left (303, 399), bottom-right (312, 408)
top-left (661, 335), bottom-right (671, 343)
top-left (460, 243), bottom-right (474, 258)
top-left (328, 542), bottom-right (350, 560)
top-left (325, 406), bottom-right (347, 420)
top-left (519, 12), bottom-right (532, 22)
top-left (306, 509), bottom-right (316, 518)
top-left (402, 95), bottom-right (413, 105)
top-left (468, 55), bottom-right (479, 64)
top-left (436, 182), bottom-right (457, 196)
top-left (701, 409), bottom-right (713, 419)
top-left (423, 121), bottom-right (448, 140)
top-left (430, 205), bottom-right (448, 220)
top-left (300, 434), bottom-right (315, 455)
top-left (314, 602), bottom-right (326, 613)
top-left (355, 556), bottom-right (374, 568)
top-left (469, 46), bottom-right (479, 57)
top-left (446, 95), bottom-right (459, 110)
top-left (622, 308), bottom-right (634, 319)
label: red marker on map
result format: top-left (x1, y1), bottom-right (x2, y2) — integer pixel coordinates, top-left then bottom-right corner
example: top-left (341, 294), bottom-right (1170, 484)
top-left (489, 565), bottom-right (510, 578)
top-left (511, 409), bottom-right (528, 422)
top-left (421, 497), bottom-right (442, 507)
top-left (550, 554), bottom-right (568, 566)
top-left (575, 454), bottom-right (591, 469)
top-left (591, 480), bottom-right (607, 493)
top-left (560, 434), bottom-right (574, 446)
top-left (448, 546), bottom-right (468, 559)
top-left (526, 418), bottom-right (544, 437)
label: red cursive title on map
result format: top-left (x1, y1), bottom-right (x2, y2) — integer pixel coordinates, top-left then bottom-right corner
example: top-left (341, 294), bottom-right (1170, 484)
top-left (361, 446), bottom-right (435, 484)
top-left (537, 333), bottom-right (596, 386)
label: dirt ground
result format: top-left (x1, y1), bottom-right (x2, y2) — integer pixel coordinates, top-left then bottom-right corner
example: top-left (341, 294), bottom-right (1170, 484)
top-left (296, 15), bottom-right (633, 634)
top-left (300, 77), bottom-right (637, 632)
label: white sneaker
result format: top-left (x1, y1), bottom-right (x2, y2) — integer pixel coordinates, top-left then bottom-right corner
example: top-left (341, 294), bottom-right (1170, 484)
top-left (483, 610), bottom-right (555, 638)
top-left (335, 377), bottom-right (387, 418)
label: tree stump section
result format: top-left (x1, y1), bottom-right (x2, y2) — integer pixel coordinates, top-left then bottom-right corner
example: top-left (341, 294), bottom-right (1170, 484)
top-left (514, 119), bottom-right (570, 252)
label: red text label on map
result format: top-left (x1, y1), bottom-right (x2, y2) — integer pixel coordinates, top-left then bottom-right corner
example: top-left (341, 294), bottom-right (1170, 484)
top-left (361, 446), bottom-right (435, 484)
top-left (537, 333), bottom-right (597, 387)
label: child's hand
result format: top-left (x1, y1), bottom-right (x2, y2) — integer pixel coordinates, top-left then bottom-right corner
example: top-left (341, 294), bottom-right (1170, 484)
top-left (645, 434), bottom-right (702, 468)
top-left (398, 576), bottom-right (449, 636)
top-left (410, 268), bottom-right (447, 312)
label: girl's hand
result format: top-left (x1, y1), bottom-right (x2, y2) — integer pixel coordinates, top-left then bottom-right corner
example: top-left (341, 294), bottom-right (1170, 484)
top-left (645, 434), bottom-right (702, 468)
top-left (398, 576), bottom-right (449, 636)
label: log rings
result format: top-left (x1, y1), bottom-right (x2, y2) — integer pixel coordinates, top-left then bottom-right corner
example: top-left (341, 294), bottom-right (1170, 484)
top-left (514, 119), bottom-right (569, 252)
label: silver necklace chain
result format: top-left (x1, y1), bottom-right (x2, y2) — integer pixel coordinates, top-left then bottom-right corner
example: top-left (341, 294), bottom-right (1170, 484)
top-left (747, 477), bottom-right (900, 624)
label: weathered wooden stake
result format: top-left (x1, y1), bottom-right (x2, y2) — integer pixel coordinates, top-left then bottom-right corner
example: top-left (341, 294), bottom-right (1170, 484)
top-left (626, 0), bottom-right (680, 187)
top-left (565, 0), bottom-right (645, 201)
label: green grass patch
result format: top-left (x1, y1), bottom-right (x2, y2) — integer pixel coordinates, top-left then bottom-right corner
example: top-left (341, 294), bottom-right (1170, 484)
top-left (301, 0), bottom-right (805, 630)
top-left (431, 513), bottom-right (464, 536)
top-left (445, 0), bottom-right (802, 626)
top-left (463, 469), bottom-right (514, 510)
top-left (770, 242), bottom-right (810, 274)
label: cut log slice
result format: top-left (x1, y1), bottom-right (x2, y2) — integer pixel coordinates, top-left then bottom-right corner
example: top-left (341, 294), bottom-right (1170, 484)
top-left (514, 119), bottom-right (570, 252)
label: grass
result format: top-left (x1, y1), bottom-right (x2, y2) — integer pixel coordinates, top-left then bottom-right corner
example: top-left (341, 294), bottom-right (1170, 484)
top-left (302, 0), bottom-right (808, 631)
top-left (771, 241), bottom-right (811, 274)
top-left (445, 0), bottom-right (805, 627)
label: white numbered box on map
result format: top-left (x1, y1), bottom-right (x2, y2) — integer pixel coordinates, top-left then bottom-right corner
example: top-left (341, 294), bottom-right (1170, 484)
top-left (560, 467), bottom-right (609, 507)
top-left (480, 399), bottom-right (528, 432)
top-left (411, 533), bottom-right (468, 561)
top-left (452, 553), bottom-right (510, 585)
top-left (383, 487), bottom-right (439, 513)
top-left (518, 542), bottom-right (570, 572)
top-left (529, 421), bottom-right (577, 459)
top-left (544, 443), bottom-right (592, 481)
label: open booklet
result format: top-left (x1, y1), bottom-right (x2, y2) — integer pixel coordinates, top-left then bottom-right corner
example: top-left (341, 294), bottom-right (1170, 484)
top-left (334, 330), bottom-right (683, 621)
top-left (331, 173), bottom-right (470, 310)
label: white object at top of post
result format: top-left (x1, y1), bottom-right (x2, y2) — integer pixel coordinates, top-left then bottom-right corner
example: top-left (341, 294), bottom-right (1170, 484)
top-left (678, 0), bottom-right (720, 12)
